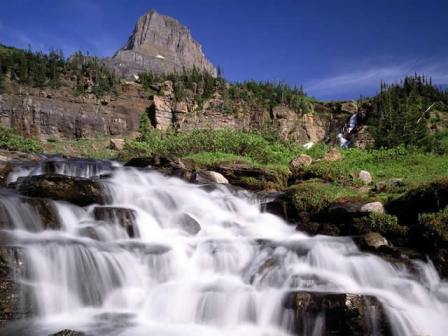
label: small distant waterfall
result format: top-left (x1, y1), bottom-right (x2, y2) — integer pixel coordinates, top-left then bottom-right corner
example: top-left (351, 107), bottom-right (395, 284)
top-left (1, 160), bottom-right (447, 336)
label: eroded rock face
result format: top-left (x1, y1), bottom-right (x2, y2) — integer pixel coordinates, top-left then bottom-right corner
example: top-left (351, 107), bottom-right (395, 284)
top-left (0, 91), bottom-right (145, 141)
top-left (110, 10), bottom-right (217, 78)
top-left (282, 291), bottom-right (391, 336)
top-left (16, 174), bottom-right (105, 207)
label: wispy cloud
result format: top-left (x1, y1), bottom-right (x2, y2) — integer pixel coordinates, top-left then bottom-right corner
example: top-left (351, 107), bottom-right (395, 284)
top-left (307, 59), bottom-right (448, 99)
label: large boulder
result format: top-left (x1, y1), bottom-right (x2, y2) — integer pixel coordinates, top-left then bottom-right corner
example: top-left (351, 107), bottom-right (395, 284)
top-left (16, 174), bottom-right (105, 207)
top-left (282, 291), bottom-right (391, 336)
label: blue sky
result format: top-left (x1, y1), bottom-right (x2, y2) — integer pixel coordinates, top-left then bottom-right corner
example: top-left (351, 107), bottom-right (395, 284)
top-left (1, 0), bottom-right (447, 100)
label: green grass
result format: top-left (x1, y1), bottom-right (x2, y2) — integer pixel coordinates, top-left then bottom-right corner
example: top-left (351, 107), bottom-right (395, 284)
top-left (0, 127), bottom-right (42, 152)
top-left (43, 138), bottom-right (118, 160)
top-left (123, 128), bottom-right (329, 168)
top-left (287, 179), bottom-right (367, 213)
top-left (303, 146), bottom-right (448, 188)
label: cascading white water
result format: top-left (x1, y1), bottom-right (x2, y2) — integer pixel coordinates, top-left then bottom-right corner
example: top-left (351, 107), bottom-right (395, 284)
top-left (1, 161), bottom-right (448, 336)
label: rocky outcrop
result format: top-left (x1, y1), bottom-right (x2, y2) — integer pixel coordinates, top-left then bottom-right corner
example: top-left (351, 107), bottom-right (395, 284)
top-left (109, 10), bottom-right (216, 78)
top-left (282, 291), bottom-right (391, 336)
top-left (0, 83), bottom-right (148, 140)
top-left (16, 174), bottom-right (106, 207)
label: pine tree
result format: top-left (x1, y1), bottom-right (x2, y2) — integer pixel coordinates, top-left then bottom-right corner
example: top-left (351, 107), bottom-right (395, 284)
top-left (138, 109), bottom-right (152, 141)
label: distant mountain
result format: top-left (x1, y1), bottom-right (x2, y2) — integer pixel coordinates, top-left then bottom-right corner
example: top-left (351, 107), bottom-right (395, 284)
top-left (107, 10), bottom-right (216, 78)
top-left (438, 84), bottom-right (448, 91)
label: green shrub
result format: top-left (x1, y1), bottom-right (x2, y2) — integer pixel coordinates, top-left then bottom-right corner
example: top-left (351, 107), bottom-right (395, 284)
top-left (418, 208), bottom-right (448, 247)
top-left (288, 180), bottom-right (361, 213)
top-left (354, 213), bottom-right (406, 237)
top-left (124, 128), bottom-right (307, 166)
top-left (0, 127), bottom-right (41, 152)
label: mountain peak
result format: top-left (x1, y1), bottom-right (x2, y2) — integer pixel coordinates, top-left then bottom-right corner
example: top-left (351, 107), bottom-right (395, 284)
top-left (110, 10), bottom-right (216, 78)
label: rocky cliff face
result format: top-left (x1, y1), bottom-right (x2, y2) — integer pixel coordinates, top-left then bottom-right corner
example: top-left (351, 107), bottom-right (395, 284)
top-left (147, 81), bottom-right (362, 145)
top-left (109, 10), bottom-right (217, 78)
top-left (0, 76), bottom-right (369, 147)
top-left (0, 82), bottom-right (148, 140)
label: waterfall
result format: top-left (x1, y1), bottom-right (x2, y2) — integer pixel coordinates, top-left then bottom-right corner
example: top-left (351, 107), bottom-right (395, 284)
top-left (1, 160), bottom-right (447, 336)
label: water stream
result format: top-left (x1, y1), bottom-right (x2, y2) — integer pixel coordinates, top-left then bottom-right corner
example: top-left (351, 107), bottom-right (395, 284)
top-left (1, 160), bottom-right (447, 335)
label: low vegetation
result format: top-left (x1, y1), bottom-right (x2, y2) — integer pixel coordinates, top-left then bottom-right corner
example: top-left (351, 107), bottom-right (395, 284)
top-left (123, 128), bottom-right (331, 170)
top-left (0, 127), bottom-right (42, 152)
top-left (301, 146), bottom-right (448, 188)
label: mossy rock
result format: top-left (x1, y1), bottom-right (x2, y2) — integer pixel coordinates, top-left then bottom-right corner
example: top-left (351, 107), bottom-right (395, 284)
top-left (353, 213), bottom-right (407, 241)
top-left (267, 180), bottom-right (365, 222)
top-left (386, 178), bottom-right (448, 224)
top-left (214, 163), bottom-right (288, 191)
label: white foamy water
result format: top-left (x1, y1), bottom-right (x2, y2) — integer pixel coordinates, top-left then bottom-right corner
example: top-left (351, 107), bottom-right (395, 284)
top-left (1, 161), bottom-right (447, 336)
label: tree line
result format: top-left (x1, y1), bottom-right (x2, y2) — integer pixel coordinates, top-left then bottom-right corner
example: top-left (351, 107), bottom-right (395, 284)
top-left (367, 74), bottom-right (448, 150)
top-left (139, 67), bottom-right (310, 113)
top-left (0, 44), bottom-right (118, 96)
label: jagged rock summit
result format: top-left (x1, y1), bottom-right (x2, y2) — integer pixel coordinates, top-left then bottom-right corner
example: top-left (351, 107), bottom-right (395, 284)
top-left (109, 10), bottom-right (217, 78)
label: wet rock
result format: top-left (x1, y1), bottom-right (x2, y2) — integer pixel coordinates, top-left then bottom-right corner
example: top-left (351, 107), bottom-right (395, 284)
top-left (125, 155), bottom-right (193, 181)
top-left (0, 244), bottom-right (34, 326)
top-left (109, 138), bottom-right (125, 151)
top-left (282, 291), bottom-right (391, 336)
top-left (178, 213), bottom-right (201, 235)
top-left (323, 148), bottom-right (342, 162)
top-left (263, 192), bottom-right (290, 219)
top-left (93, 207), bottom-right (139, 238)
top-left (23, 198), bottom-right (60, 230)
top-left (16, 174), bottom-right (105, 207)
top-left (77, 226), bottom-right (100, 241)
top-left (49, 330), bottom-right (86, 336)
top-left (196, 171), bottom-right (229, 184)
top-left (290, 154), bottom-right (313, 170)
top-left (359, 170), bottom-right (372, 185)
